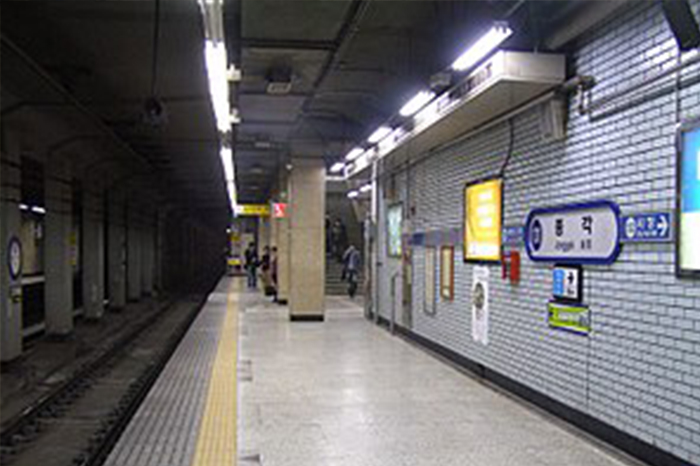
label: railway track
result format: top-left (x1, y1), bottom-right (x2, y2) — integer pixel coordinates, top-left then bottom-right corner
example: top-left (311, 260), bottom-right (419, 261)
top-left (0, 290), bottom-right (211, 466)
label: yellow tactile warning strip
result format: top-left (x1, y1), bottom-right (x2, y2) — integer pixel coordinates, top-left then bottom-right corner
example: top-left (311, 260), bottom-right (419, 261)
top-left (191, 280), bottom-right (238, 466)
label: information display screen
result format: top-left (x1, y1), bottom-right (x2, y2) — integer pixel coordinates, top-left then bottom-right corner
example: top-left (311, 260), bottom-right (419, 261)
top-left (679, 123), bottom-right (700, 275)
top-left (464, 178), bottom-right (503, 262)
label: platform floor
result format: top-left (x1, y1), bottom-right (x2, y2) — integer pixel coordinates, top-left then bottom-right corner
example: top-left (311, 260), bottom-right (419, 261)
top-left (105, 277), bottom-right (640, 466)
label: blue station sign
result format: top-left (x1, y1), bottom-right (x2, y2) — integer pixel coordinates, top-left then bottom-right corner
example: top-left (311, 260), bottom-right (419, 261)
top-left (525, 200), bottom-right (622, 265)
top-left (620, 212), bottom-right (673, 243)
top-left (502, 225), bottom-right (524, 247)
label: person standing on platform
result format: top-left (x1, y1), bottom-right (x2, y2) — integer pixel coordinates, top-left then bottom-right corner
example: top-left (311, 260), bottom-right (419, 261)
top-left (343, 244), bottom-right (361, 299)
top-left (270, 247), bottom-right (279, 302)
top-left (260, 246), bottom-right (273, 296)
top-left (244, 243), bottom-right (259, 289)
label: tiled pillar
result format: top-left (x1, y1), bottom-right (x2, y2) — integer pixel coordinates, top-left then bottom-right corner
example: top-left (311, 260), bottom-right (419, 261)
top-left (141, 211), bottom-right (154, 296)
top-left (258, 215), bottom-right (271, 256)
top-left (127, 205), bottom-right (142, 301)
top-left (273, 171), bottom-right (290, 305)
top-left (154, 209), bottom-right (166, 293)
top-left (107, 190), bottom-right (127, 310)
top-left (45, 158), bottom-right (73, 335)
top-left (0, 134), bottom-right (24, 360)
top-left (82, 186), bottom-right (105, 319)
top-left (288, 158), bottom-right (325, 321)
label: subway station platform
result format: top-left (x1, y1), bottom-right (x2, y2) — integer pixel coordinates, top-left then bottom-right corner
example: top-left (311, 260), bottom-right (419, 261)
top-left (103, 277), bottom-right (641, 466)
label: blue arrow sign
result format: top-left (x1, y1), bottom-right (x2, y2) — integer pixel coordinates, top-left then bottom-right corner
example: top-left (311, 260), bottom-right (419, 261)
top-left (620, 212), bottom-right (673, 243)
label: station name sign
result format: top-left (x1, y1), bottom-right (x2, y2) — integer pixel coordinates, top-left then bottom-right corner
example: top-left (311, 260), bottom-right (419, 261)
top-left (525, 200), bottom-right (621, 265)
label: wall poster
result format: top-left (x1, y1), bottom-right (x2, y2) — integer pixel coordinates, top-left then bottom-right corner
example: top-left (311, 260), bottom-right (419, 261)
top-left (440, 246), bottom-right (454, 300)
top-left (424, 247), bottom-right (436, 314)
top-left (387, 203), bottom-right (403, 258)
top-left (464, 178), bottom-right (503, 262)
top-left (678, 120), bottom-right (700, 275)
top-left (471, 266), bottom-right (490, 345)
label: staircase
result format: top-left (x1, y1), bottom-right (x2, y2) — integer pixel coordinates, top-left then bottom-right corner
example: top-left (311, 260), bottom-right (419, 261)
top-left (325, 254), bottom-right (363, 296)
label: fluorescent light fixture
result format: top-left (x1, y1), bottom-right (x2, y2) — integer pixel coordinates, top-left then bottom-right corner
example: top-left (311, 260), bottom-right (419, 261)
top-left (204, 41), bottom-right (231, 133)
top-left (31, 206), bottom-right (46, 215)
top-left (330, 162), bottom-right (345, 173)
top-left (347, 190), bottom-right (359, 199)
top-left (19, 203), bottom-right (29, 211)
top-left (359, 184), bottom-right (372, 193)
top-left (399, 91), bottom-right (435, 117)
top-left (345, 147), bottom-right (364, 162)
top-left (451, 23), bottom-right (512, 72)
top-left (199, 0), bottom-right (238, 214)
top-left (368, 126), bottom-right (392, 144)
top-left (220, 147), bottom-right (234, 181)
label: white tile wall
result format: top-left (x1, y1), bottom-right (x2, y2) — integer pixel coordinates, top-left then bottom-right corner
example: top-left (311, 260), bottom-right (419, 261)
top-left (375, 1), bottom-right (700, 463)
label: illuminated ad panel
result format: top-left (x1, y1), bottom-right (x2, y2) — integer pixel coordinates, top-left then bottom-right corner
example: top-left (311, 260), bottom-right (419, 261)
top-left (679, 124), bottom-right (700, 274)
top-left (464, 178), bottom-right (503, 262)
top-left (387, 204), bottom-right (403, 258)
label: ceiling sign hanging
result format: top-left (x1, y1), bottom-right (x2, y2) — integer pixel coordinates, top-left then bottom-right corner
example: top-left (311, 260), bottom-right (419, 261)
top-left (525, 200), bottom-right (621, 265)
top-left (234, 204), bottom-right (271, 217)
top-left (272, 203), bottom-right (288, 218)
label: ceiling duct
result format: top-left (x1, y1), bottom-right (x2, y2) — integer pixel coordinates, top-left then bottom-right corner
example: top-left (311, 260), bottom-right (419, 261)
top-left (266, 66), bottom-right (293, 95)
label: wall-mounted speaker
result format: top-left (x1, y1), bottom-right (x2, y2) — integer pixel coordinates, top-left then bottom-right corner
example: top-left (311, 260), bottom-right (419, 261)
top-left (662, 0), bottom-right (700, 51)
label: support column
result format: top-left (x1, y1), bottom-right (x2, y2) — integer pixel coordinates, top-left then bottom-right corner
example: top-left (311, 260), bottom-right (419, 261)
top-left (1, 134), bottom-right (23, 361)
top-left (107, 190), bottom-right (126, 310)
top-left (127, 205), bottom-right (142, 301)
top-left (273, 171), bottom-right (290, 305)
top-left (141, 210), bottom-right (155, 296)
top-left (45, 158), bottom-right (73, 335)
top-left (288, 158), bottom-right (325, 320)
top-left (258, 215), bottom-right (271, 257)
top-left (154, 209), bottom-right (166, 293)
top-left (82, 187), bottom-right (105, 319)
top-left (141, 217), bottom-right (154, 296)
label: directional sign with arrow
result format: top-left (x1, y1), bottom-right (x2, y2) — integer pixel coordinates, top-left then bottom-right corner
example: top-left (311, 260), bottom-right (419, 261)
top-left (620, 212), bottom-right (673, 243)
top-left (552, 265), bottom-right (582, 303)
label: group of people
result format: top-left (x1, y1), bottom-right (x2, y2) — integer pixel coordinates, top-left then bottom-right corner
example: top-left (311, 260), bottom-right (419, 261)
top-left (244, 243), bottom-right (278, 301)
top-left (244, 240), bottom-right (362, 299)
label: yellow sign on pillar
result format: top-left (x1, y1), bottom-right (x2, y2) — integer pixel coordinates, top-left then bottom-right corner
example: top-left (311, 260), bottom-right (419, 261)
top-left (464, 178), bottom-right (502, 262)
top-left (234, 204), bottom-right (270, 217)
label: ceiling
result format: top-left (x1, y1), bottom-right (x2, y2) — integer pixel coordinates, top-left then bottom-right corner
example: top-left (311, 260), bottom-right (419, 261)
top-left (0, 0), bottom-right (589, 214)
top-left (1, 0), bottom-right (229, 226)
top-left (226, 0), bottom-right (585, 203)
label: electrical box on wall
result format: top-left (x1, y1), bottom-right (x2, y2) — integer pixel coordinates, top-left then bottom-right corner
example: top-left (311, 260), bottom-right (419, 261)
top-left (501, 250), bottom-right (520, 284)
top-left (540, 98), bottom-right (566, 142)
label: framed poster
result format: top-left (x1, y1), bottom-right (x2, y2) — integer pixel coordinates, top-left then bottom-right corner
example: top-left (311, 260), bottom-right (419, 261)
top-left (678, 119), bottom-right (700, 276)
top-left (440, 246), bottom-right (454, 300)
top-left (387, 203), bottom-right (403, 258)
top-left (464, 178), bottom-right (503, 262)
top-left (424, 247), bottom-right (436, 314)
top-left (472, 266), bottom-right (490, 345)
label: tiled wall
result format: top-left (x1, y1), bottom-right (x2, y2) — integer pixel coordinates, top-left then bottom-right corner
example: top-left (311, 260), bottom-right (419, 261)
top-left (374, 1), bottom-right (700, 463)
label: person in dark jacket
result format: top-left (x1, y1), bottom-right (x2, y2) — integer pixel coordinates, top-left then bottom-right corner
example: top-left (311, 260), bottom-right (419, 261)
top-left (244, 243), bottom-right (259, 288)
top-left (343, 244), bottom-right (361, 299)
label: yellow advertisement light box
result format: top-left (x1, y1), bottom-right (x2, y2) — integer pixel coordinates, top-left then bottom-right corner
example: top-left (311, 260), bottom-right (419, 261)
top-left (464, 178), bottom-right (503, 262)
